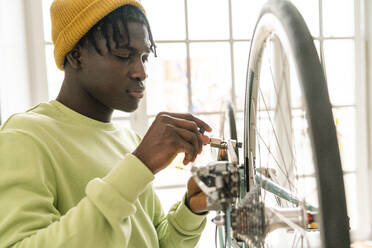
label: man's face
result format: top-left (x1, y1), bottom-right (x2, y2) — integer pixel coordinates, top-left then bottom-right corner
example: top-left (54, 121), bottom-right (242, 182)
top-left (77, 21), bottom-right (151, 113)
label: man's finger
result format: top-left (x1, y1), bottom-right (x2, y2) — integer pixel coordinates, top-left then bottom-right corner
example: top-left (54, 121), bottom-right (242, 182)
top-left (158, 112), bottom-right (212, 133)
top-left (202, 135), bottom-right (210, 145)
top-left (173, 132), bottom-right (197, 165)
top-left (174, 127), bottom-right (200, 159)
top-left (160, 115), bottom-right (203, 154)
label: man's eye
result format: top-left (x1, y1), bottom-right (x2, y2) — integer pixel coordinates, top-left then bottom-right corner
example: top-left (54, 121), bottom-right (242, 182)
top-left (117, 55), bottom-right (131, 61)
top-left (142, 55), bottom-right (149, 63)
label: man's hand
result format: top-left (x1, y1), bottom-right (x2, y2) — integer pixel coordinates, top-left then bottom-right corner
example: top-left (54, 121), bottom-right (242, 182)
top-left (133, 112), bottom-right (211, 174)
top-left (186, 177), bottom-right (208, 214)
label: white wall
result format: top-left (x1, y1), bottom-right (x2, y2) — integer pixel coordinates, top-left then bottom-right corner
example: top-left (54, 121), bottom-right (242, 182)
top-left (24, 0), bottom-right (49, 108)
top-left (365, 0), bottom-right (372, 239)
top-left (0, 0), bottom-right (32, 123)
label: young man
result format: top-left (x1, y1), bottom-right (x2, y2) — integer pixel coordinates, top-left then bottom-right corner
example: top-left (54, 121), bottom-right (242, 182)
top-left (0, 0), bottom-right (212, 247)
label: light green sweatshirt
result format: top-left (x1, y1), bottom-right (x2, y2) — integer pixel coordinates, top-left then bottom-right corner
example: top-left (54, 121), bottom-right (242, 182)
top-left (0, 100), bottom-right (206, 248)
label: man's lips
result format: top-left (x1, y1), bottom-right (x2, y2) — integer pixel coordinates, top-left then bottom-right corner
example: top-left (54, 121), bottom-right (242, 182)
top-left (128, 90), bottom-right (144, 99)
top-left (128, 81), bottom-right (145, 99)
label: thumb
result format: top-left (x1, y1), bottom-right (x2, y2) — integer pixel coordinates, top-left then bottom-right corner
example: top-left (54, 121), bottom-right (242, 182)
top-left (189, 192), bottom-right (208, 214)
top-left (187, 177), bottom-right (201, 197)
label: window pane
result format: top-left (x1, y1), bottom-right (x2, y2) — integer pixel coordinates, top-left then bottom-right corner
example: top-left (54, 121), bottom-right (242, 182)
top-left (232, 0), bottom-right (319, 39)
top-left (233, 41), bottom-right (250, 111)
top-left (45, 45), bottom-right (64, 100)
top-left (344, 173), bottom-right (358, 229)
top-left (146, 43), bottom-right (188, 115)
top-left (42, 0), bottom-right (53, 42)
top-left (333, 107), bottom-right (356, 172)
top-left (323, 0), bottom-right (354, 37)
top-left (231, 0), bottom-right (264, 39)
top-left (291, 0), bottom-right (319, 37)
top-left (323, 40), bottom-right (355, 106)
top-left (190, 42), bottom-right (232, 112)
top-left (292, 110), bottom-right (315, 176)
top-left (142, 0), bottom-right (186, 40)
top-left (188, 0), bottom-right (229, 40)
top-left (297, 177), bottom-right (318, 211)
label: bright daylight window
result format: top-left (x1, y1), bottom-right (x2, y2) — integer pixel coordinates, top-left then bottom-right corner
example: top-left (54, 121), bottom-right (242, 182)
top-left (41, 0), bottom-right (358, 245)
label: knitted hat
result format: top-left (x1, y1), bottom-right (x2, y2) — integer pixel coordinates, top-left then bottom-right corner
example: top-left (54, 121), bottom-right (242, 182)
top-left (50, 0), bottom-right (146, 70)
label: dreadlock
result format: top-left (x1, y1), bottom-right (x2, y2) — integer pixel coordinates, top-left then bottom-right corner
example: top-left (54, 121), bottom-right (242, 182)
top-left (64, 5), bottom-right (157, 66)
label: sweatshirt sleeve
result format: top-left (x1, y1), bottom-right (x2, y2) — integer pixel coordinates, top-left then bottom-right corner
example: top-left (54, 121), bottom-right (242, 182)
top-left (0, 131), bottom-right (154, 248)
top-left (150, 188), bottom-right (207, 247)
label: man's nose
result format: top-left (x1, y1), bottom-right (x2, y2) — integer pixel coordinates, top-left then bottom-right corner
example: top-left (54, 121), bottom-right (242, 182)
top-left (131, 58), bottom-right (147, 81)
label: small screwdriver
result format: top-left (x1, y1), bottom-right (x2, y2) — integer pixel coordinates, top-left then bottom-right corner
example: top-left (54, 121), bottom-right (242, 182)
top-left (199, 127), bottom-right (242, 149)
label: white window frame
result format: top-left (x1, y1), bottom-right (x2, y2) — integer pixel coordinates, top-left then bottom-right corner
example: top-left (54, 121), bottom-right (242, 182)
top-left (24, 0), bottom-right (49, 106)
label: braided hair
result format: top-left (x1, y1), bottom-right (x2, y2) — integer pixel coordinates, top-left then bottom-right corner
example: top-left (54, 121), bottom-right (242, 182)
top-left (64, 4), bottom-right (157, 66)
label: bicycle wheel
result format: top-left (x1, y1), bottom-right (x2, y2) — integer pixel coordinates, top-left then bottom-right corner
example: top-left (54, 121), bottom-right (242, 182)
top-left (243, 0), bottom-right (350, 247)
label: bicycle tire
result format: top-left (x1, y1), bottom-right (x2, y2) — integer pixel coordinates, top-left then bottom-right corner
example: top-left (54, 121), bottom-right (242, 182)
top-left (244, 0), bottom-right (350, 247)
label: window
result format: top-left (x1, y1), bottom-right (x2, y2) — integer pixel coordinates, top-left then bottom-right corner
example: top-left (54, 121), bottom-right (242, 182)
top-left (40, 0), bottom-right (365, 244)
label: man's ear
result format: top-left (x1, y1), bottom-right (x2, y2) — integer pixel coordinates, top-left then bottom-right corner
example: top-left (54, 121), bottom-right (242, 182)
top-left (65, 47), bottom-right (82, 69)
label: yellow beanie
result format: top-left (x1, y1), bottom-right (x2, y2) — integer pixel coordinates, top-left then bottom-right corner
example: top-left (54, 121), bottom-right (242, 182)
top-left (50, 0), bottom-right (146, 70)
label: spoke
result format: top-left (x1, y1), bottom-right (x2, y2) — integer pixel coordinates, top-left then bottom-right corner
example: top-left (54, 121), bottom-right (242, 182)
top-left (258, 88), bottom-right (295, 191)
top-left (294, 233), bottom-right (301, 248)
top-left (291, 232), bottom-right (298, 248)
top-left (251, 99), bottom-right (262, 197)
top-left (270, 208), bottom-right (307, 237)
top-left (267, 38), bottom-right (300, 193)
top-left (258, 113), bottom-right (266, 203)
top-left (301, 235), bottom-right (304, 247)
top-left (255, 129), bottom-right (296, 191)
top-left (268, 36), bottom-right (298, 162)
top-left (302, 232), bottom-right (311, 248)
top-left (255, 86), bottom-right (297, 192)
top-left (292, 230), bottom-right (311, 248)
